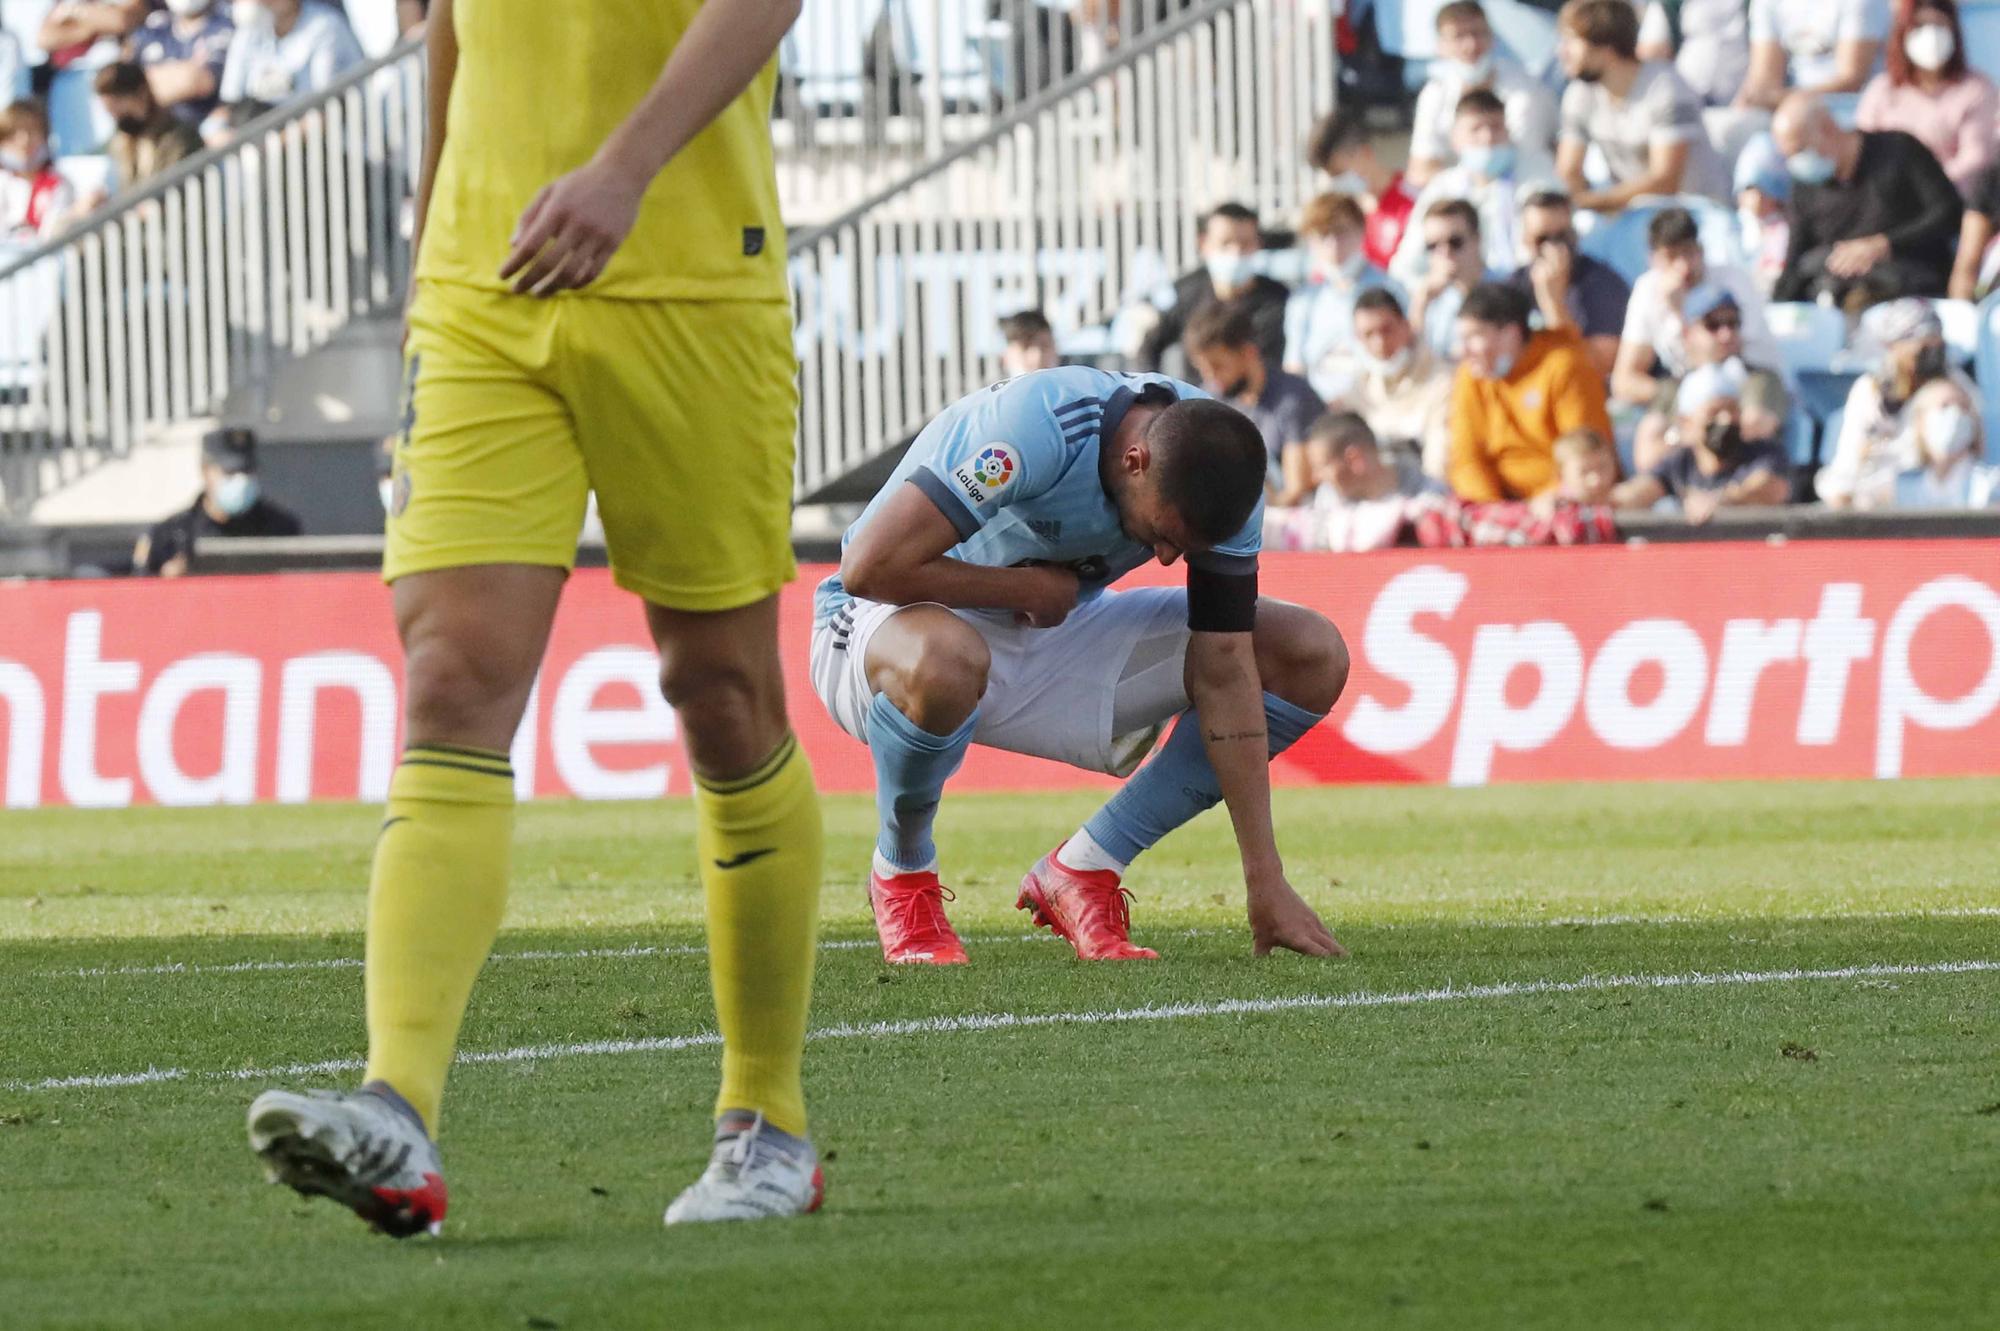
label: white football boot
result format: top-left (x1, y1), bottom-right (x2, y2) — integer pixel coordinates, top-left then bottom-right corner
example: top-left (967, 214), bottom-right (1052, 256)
top-left (664, 1113), bottom-right (826, 1224)
top-left (247, 1087), bottom-right (447, 1238)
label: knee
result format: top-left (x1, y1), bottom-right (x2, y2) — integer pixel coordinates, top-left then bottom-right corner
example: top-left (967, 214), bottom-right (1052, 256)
top-left (659, 653), bottom-right (781, 770)
top-left (402, 628), bottom-right (537, 747)
top-left (1258, 609), bottom-right (1349, 715)
top-left (891, 629), bottom-right (990, 733)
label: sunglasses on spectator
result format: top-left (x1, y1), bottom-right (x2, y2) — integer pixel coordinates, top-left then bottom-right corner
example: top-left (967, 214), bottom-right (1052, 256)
top-left (1528, 230), bottom-right (1576, 250)
top-left (1701, 314), bottom-right (1742, 332)
top-left (1426, 234), bottom-right (1470, 253)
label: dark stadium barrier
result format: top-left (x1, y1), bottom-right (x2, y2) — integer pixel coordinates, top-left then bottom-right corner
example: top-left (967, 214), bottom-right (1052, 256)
top-left (2, 541), bottom-right (1997, 809)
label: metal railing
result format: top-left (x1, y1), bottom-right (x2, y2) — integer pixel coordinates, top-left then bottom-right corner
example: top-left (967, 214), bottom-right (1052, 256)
top-left (0, 40), bottom-right (428, 517)
top-left (787, 0), bottom-right (1337, 498)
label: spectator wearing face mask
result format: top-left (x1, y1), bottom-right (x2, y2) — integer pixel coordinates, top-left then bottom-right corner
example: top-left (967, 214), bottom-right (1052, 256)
top-left (1817, 298), bottom-right (1966, 508)
top-left (1407, 1), bottom-right (1558, 188)
top-left (1282, 191), bottom-right (1399, 393)
top-left (1612, 359), bottom-right (1792, 522)
top-left (1630, 282), bottom-right (1789, 470)
top-left (0, 99), bottom-right (76, 241)
top-left (1408, 198), bottom-right (1496, 366)
top-left (1734, 138), bottom-right (1793, 295)
top-left (1947, 161), bottom-right (2000, 300)
top-left (1391, 89), bottom-right (1526, 288)
top-left (1183, 299), bottom-right (1323, 506)
top-left (128, 0), bottom-right (235, 126)
top-left (1327, 286), bottom-right (1454, 479)
top-left (1636, 0), bottom-right (1752, 107)
top-left (1134, 200), bottom-right (1289, 375)
top-left (1449, 281), bottom-right (1612, 502)
top-left (999, 308), bottom-right (1060, 377)
top-left (1613, 208), bottom-right (1776, 412)
top-left (134, 427), bottom-right (302, 576)
top-left (218, 0), bottom-right (362, 113)
top-left (1265, 411), bottom-right (1445, 553)
top-left (1737, 0), bottom-right (1889, 110)
top-left (96, 61), bottom-right (205, 191)
top-left (1554, 0), bottom-right (1732, 211)
top-left (1510, 186), bottom-right (1631, 377)
top-left (1855, 0), bottom-right (1995, 196)
top-left (1305, 106), bottom-right (1420, 270)
top-left (1891, 376), bottom-right (2000, 508)
top-left (1771, 90), bottom-right (1963, 304)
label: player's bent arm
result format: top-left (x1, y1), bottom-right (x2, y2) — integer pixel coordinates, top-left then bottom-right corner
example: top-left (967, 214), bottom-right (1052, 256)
top-left (841, 482), bottom-right (1075, 621)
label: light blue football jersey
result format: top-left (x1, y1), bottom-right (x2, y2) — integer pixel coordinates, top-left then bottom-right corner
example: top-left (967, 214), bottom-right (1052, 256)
top-left (814, 366), bottom-right (1263, 625)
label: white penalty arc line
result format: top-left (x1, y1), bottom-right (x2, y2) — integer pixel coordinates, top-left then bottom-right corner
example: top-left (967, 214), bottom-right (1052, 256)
top-left (9, 958), bottom-right (1996, 1095)
top-left (32, 905), bottom-right (2000, 982)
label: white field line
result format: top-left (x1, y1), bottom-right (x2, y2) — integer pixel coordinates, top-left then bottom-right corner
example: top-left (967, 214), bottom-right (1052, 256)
top-left (7, 958), bottom-right (1995, 1095)
top-left (31, 905), bottom-right (2000, 982)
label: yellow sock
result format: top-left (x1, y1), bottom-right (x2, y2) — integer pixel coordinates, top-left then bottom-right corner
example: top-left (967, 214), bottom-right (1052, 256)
top-left (694, 733), bottom-right (823, 1136)
top-left (363, 744), bottom-right (515, 1134)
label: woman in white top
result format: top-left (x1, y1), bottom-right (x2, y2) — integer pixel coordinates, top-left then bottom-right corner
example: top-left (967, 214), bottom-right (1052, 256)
top-left (1889, 377), bottom-right (2000, 508)
top-left (1815, 299), bottom-right (1962, 508)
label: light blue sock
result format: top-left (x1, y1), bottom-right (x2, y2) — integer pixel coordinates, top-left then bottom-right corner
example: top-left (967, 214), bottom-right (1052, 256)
top-left (866, 691), bottom-right (977, 872)
top-left (1082, 693), bottom-right (1324, 867)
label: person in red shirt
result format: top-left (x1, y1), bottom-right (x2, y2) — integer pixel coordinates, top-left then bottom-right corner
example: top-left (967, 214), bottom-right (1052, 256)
top-left (1306, 105), bottom-right (1417, 270)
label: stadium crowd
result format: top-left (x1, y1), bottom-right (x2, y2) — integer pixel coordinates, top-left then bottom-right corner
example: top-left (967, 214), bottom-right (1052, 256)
top-left (1090, 0), bottom-right (2000, 549)
top-left (2, 0), bottom-right (419, 237)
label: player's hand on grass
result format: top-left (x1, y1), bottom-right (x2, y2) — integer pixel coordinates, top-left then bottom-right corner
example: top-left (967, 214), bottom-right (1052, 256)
top-left (1247, 877), bottom-right (1348, 958)
top-left (500, 157), bottom-right (648, 297)
top-left (1014, 563), bottom-right (1082, 628)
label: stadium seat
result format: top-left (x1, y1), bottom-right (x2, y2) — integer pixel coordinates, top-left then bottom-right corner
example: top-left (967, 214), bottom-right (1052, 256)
top-left (1764, 301), bottom-right (1849, 377)
top-left (1975, 289), bottom-right (2000, 437)
top-left (1962, 2), bottom-right (2000, 85)
top-left (1576, 196), bottom-right (1744, 284)
top-left (1933, 297), bottom-right (1979, 368)
top-left (1783, 407), bottom-right (1820, 467)
top-left (46, 64), bottom-right (113, 156)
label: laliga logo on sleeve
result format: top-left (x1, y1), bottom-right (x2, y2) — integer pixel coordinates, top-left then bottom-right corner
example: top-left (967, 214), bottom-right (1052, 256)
top-left (952, 443), bottom-right (1017, 505)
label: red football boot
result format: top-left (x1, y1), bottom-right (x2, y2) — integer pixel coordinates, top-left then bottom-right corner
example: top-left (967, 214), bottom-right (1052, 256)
top-left (1016, 848), bottom-right (1160, 960)
top-left (868, 868), bottom-right (970, 964)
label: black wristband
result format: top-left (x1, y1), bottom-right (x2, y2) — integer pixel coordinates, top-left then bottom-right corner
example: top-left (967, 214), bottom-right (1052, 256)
top-left (1186, 566), bottom-right (1258, 633)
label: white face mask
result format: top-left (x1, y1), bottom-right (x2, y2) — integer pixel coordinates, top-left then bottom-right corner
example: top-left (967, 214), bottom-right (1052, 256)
top-left (232, 0), bottom-right (268, 29)
top-left (1922, 403), bottom-right (1976, 462)
top-left (1443, 53), bottom-right (1493, 86)
top-left (1205, 251), bottom-right (1254, 290)
top-left (1904, 24), bottom-right (1955, 72)
top-left (0, 147), bottom-right (43, 175)
top-left (1362, 343), bottom-right (1414, 378)
top-left (213, 471), bottom-right (259, 517)
top-left (166, 0), bottom-right (213, 16)
top-left (1323, 170), bottom-right (1369, 197)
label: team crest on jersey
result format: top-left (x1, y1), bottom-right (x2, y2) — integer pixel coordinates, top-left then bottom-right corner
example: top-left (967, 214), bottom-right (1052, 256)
top-left (951, 444), bottom-right (1018, 505)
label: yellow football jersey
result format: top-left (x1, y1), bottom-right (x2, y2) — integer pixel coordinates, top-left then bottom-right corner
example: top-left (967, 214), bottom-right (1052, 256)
top-left (416, 0), bottom-right (786, 302)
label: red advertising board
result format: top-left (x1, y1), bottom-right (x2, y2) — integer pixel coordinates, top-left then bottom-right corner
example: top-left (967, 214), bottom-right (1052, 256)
top-left (1, 542), bottom-right (1996, 808)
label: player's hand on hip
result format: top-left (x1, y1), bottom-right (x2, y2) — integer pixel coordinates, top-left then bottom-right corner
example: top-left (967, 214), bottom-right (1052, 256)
top-left (1246, 876), bottom-right (1348, 958)
top-left (1013, 564), bottom-right (1082, 628)
top-left (500, 158), bottom-right (647, 297)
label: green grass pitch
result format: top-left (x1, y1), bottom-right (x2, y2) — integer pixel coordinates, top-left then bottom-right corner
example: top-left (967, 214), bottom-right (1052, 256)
top-left (2, 780), bottom-right (1997, 1329)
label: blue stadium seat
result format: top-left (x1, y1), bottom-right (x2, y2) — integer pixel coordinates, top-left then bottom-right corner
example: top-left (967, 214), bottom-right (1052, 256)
top-left (1764, 301), bottom-right (1849, 377)
top-left (46, 64), bottom-right (113, 156)
top-left (1963, 3), bottom-right (2000, 85)
top-left (1975, 290), bottom-right (2000, 436)
top-left (1783, 408), bottom-right (1819, 466)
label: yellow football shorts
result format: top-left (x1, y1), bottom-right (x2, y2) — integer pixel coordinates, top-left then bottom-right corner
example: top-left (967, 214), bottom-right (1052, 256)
top-left (385, 280), bottom-right (798, 611)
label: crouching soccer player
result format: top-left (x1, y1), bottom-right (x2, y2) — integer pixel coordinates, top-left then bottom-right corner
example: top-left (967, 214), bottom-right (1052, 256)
top-left (811, 366), bottom-right (1352, 963)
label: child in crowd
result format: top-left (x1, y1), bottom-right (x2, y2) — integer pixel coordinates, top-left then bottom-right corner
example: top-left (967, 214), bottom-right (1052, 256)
top-left (0, 99), bottom-right (76, 242)
top-left (999, 308), bottom-right (1061, 377)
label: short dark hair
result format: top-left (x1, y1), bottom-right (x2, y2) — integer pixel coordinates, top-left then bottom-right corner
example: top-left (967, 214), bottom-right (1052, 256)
top-left (94, 62), bottom-right (150, 99)
top-left (1352, 286), bottom-right (1407, 320)
top-left (1308, 410), bottom-right (1378, 452)
top-left (1202, 201), bottom-right (1259, 235)
top-left (1647, 206), bottom-right (1699, 252)
top-left (1518, 187), bottom-right (1573, 217)
top-left (1151, 399), bottom-right (1268, 545)
top-left (1425, 196), bottom-right (1483, 238)
top-left (1558, 0), bottom-right (1639, 59)
top-left (1455, 87), bottom-right (1506, 120)
top-left (1305, 105), bottom-right (1368, 173)
top-left (1458, 281), bottom-right (1534, 334)
top-left (1435, 1), bottom-right (1489, 32)
top-left (1183, 299), bottom-right (1258, 356)
top-left (999, 308), bottom-right (1053, 344)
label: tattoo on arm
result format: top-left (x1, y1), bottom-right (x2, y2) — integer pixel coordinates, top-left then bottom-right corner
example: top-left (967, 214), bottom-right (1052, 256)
top-left (1204, 729), bottom-right (1268, 744)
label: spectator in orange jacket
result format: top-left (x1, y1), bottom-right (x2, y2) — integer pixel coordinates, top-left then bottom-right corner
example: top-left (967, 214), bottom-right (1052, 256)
top-left (1447, 282), bottom-right (1613, 500)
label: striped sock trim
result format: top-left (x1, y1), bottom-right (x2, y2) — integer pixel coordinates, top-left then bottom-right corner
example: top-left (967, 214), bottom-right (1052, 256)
top-left (695, 733), bottom-right (800, 796)
top-left (401, 744), bottom-right (514, 780)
